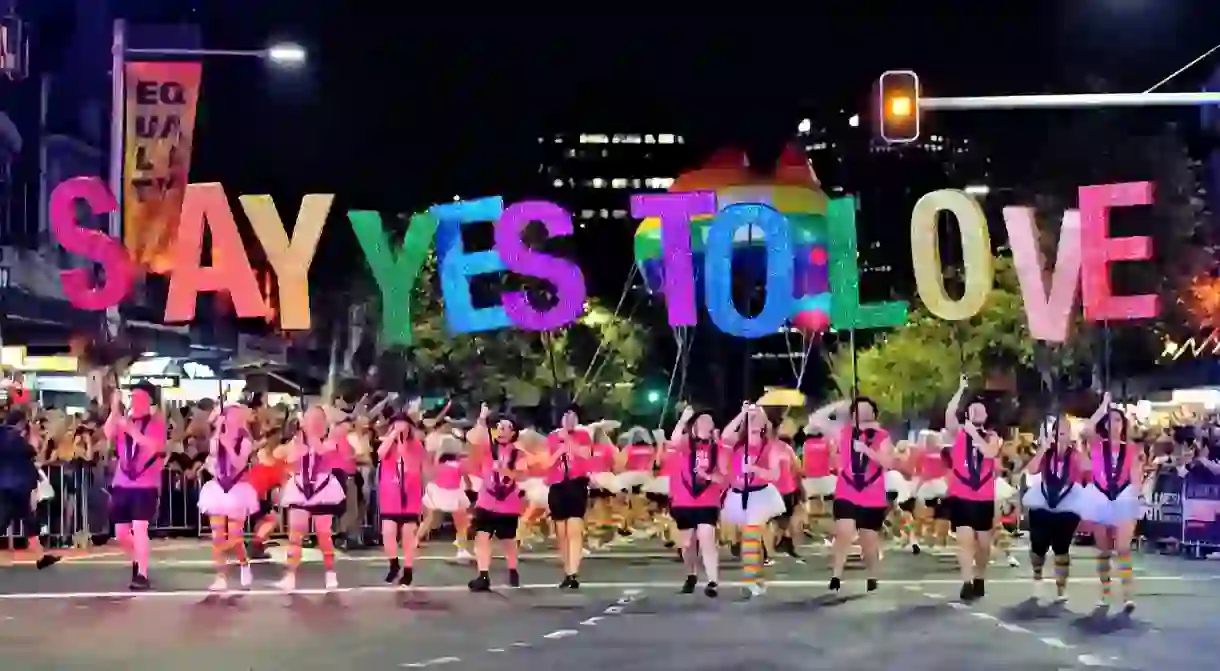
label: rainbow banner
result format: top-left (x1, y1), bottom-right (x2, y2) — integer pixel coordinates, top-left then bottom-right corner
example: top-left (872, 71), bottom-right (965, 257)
top-left (122, 60), bottom-right (203, 274)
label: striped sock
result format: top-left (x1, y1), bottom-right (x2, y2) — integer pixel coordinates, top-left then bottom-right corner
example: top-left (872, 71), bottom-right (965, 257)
top-left (1096, 552), bottom-right (1113, 599)
top-left (1115, 551), bottom-right (1133, 596)
top-left (741, 525), bottom-right (763, 585)
top-left (1053, 554), bottom-right (1071, 593)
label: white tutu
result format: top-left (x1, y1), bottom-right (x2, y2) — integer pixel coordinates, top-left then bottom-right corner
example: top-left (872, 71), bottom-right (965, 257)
top-left (522, 478), bottom-right (550, 507)
top-left (641, 476), bottom-right (670, 495)
top-left (198, 480), bottom-right (261, 519)
top-left (589, 472), bottom-right (623, 492)
top-left (722, 484), bottom-right (786, 526)
top-left (915, 477), bottom-right (948, 501)
top-left (1079, 484), bottom-right (1141, 527)
top-left (885, 471), bottom-right (913, 503)
top-left (280, 474), bottom-right (346, 508)
top-left (423, 483), bottom-right (470, 513)
top-left (1021, 474), bottom-right (1090, 518)
top-left (801, 475), bottom-right (837, 498)
top-left (994, 477), bottom-right (1018, 503)
top-left (618, 471), bottom-right (651, 490)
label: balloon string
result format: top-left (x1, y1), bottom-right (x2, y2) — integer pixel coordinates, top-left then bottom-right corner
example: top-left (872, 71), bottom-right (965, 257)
top-left (577, 263), bottom-right (639, 395)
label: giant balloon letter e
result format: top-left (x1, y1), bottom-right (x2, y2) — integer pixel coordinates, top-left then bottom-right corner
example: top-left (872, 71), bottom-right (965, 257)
top-left (430, 197), bottom-right (511, 334)
top-left (1079, 182), bottom-right (1158, 322)
top-left (240, 194), bottom-right (334, 330)
top-left (164, 183), bottom-right (266, 322)
top-left (704, 204), bottom-right (794, 338)
top-left (496, 201), bottom-right (587, 331)
top-left (49, 177), bottom-right (136, 311)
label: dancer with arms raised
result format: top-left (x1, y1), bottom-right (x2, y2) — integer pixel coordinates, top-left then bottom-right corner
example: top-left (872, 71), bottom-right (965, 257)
top-left (275, 406), bottom-right (346, 591)
top-left (198, 404), bottom-right (259, 591)
top-left (667, 405), bottom-right (727, 597)
top-left (103, 383), bottom-right (166, 591)
top-left (943, 375), bottom-right (1002, 601)
top-left (468, 404), bottom-right (528, 592)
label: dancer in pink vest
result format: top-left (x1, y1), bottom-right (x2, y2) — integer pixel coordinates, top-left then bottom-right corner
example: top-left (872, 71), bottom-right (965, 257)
top-left (378, 414), bottom-right (428, 587)
top-left (467, 404), bottom-right (528, 592)
top-left (103, 383), bottom-right (166, 591)
top-left (943, 375), bottom-right (1002, 601)
top-left (274, 406), bottom-right (346, 591)
top-left (1022, 412), bottom-right (1091, 603)
top-left (198, 404), bottom-right (259, 591)
top-left (666, 405), bottom-right (728, 597)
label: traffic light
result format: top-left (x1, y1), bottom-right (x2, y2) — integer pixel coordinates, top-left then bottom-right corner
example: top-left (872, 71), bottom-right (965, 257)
top-left (878, 70), bottom-right (921, 144)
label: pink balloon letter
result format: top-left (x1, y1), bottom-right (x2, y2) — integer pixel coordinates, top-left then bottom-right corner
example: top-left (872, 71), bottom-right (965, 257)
top-left (495, 201), bottom-right (587, 331)
top-left (1079, 182), bottom-right (1158, 322)
top-left (164, 183), bottom-right (266, 322)
top-left (629, 191), bottom-right (714, 327)
top-left (1002, 207), bottom-right (1081, 342)
top-left (49, 177), bottom-right (136, 311)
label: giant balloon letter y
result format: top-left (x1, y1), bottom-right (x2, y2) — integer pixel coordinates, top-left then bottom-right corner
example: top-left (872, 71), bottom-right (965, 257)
top-left (240, 194), bottom-right (334, 330)
top-left (348, 210), bottom-right (439, 346)
top-left (48, 177), bottom-right (136, 310)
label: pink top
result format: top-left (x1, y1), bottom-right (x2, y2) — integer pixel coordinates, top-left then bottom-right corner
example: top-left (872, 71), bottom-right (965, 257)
top-left (377, 438), bottom-right (426, 516)
top-left (946, 429), bottom-right (996, 502)
top-left (588, 443), bottom-right (616, 473)
top-left (774, 446), bottom-right (798, 494)
top-left (112, 414), bottom-right (167, 489)
top-left (916, 447), bottom-right (949, 480)
top-left (666, 438), bottom-right (726, 508)
top-left (833, 426), bottom-right (888, 507)
top-left (290, 438), bottom-right (340, 497)
top-left (802, 438), bottom-right (831, 477)
top-left (475, 444), bottom-right (527, 515)
top-left (729, 440), bottom-right (773, 490)
top-left (328, 437), bottom-right (358, 474)
top-left (432, 457), bottom-right (463, 490)
top-left (211, 430), bottom-right (254, 491)
top-left (546, 430), bottom-right (591, 484)
top-left (1089, 437), bottom-right (1133, 499)
top-left (623, 443), bottom-right (655, 472)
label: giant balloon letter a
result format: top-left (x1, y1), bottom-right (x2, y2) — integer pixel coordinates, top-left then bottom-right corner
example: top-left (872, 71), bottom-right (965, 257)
top-left (49, 177), bottom-right (136, 310)
top-left (164, 183), bottom-right (267, 322)
top-left (705, 204), bottom-right (795, 338)
top-left (1003, 207), bottom-right (1081, 342)
top-left (1078, 182), bottom-right (1158, 322)
top-left (910, 189), bottom-right (993, 320)
top-left (240, 194), bottom-right (334, 330)
top-left (496, 201), bottom-right (587, 331)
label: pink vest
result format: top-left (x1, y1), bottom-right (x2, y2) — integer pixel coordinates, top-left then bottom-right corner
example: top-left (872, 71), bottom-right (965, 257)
top-left (546, 430), bottom-right (590, 484)
top-left (623, 444), bottom-right (654, 472)
top-left (432, 457), bottom-right (463, 490)
top-left (775, 448), bottom-right (798, 494)
top-left (1038, 445), bottom-right (1084, 508)
top-left (112, 415), bottom-right (166, 489)
top-left (946, 429), bottom-right (995, 501)
top-left (833, 426), bottom-right (888, 507)
top-left (917, 447), bottom-right (949, 479)
top-left (730, 441), bottom-right (772, 490)
top-left (588, 443), bottom-right (616, 473)
top-left (475, 444), bottom-right (526, 515)
top-left (802, 438), bottom-right (831, 477)
top-left (1089, 437), bottom-right (1133, 500)
top-left (377, 439), bottom-right (425, 516)
top-left (668, 439), bottom-right (724, 508)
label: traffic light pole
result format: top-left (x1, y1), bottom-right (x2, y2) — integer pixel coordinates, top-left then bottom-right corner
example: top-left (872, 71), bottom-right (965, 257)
top-left (922, 91), bottom-right (1220, 111)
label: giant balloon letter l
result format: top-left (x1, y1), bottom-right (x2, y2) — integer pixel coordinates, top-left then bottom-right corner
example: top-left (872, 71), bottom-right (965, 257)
top-left (910, 189), bottom-right (993, 320)
top-left (48, 177), bottom-right (136, 310)
top-left (1003, 207), bottom-right (1081, 342)
top-left (704, 204), bottom-right (795, 338)
top-left (164, 183), bottom-right (267, 322)
top-left (496, 201), bottom-right (587, 331)
top-left (1079, 182), bottom-right (1158, 321)
top-left (630, 191), bottom-right (714, 327)
top-left (826, 197), bottom-right (909, 329)
top-left (430, 197), bottom-right (511, 334)
top-left (240, 194), bottom-right (334, 330)
top-left (349, 210), bottom-right (438, 346)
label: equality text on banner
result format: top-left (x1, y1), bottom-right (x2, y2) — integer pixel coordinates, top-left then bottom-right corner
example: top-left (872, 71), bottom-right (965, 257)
top-left (122, 60), bottom-right (203, 274)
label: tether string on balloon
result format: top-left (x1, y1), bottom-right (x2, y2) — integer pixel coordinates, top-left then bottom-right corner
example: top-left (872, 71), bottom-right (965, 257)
top-left (578, 262), bottom-right (639, 394)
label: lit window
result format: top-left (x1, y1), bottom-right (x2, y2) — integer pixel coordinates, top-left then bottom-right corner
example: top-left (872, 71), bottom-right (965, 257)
top-left (677, 135), bottom-right (685, 143)
top-left (581, 210), bottom-right (595, 219)
top-left (645, 177), bottom-right (675, 189)
top-left (537, 137), bottom-right (544, 143)
top-left (599, 209), bottom-right (609, 218)
top-left (614, 134), bottom-right (642, 144)
top-left (611, 178), bottom-right (628, 188)
top-left (553, 179), bottom-right (564, 188)
top-left (797, 119), bottom-right (811, 134)
top-left (580, 134), bottom-right (609, 144)
top-left (645, 134), bottom-right (655, 144)
top-left (566, 149), bottom-right (576, 158)
top-left (812, 142), bottom-right (827, 151)
top-left (612, 209), bottom-right (627, 219)
top-left (632, 179), bottom-right (641, 188)
top-left (591, 178), bottom-right (605, 188)
top-left (658, 134), bottom-right (675, 144)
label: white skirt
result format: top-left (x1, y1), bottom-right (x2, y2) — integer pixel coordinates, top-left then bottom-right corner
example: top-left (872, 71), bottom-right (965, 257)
top-left (618, 471), bottom-right (651, 490)
top-left (280, 475), bottom-right (346, 508)
top-left (589, 472), bottom-right (623, 492)
top-left (423, 483), bottom-right (470, 513)
top-left (641, 476), bottom-right (670, 495)
top-left (802, 475), bottom-right (837, 498)
top-left (198, 480), bottom-right (261, 519)
top-left (722, 484), bottom-right (786, 526)
top-left (1079, 484), bottom-right (1141, 527)
top-left (994, 477), bottom-right (1019, 503)
top-left (915, 477), bottom-right (948, 501)
top-left (522, 478), bottom-right (550, 507)
top-left (885, 471), bottom-right (913, 503)
top-left (1021, 474), bottom-right (1090, 518)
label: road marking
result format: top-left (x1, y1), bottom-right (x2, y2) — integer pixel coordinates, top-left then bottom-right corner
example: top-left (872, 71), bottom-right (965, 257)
top-left (623, 588), bottom-right (642, 595)
top-left (1040, 637), bottom-right (1071, 649)
top-left (511, 642), bottom-right (530, 648)
top-left (997, 622), bottom-right (1030, 633)
top-left (487, 648), bottom-right (505, 653)
top-left (604, 605), bottom-right (624, 614)
top-left (580, 617), bottom-right (604, 625)
top-left (1077, 653), bottom-right (1116, 666)
top-left (401, 657), bottom-right (460, 668)
top-left (902, 585), bottom-right (921, 592)
top-left (44, 551), bottom-right (714, 567)
top-left (923, 592), bottom-right (944, 598)
top-left (970, 612), bottom-right (997, 621)
top-left (542, 630), bottom-right (578, 639)
top-left (947, 602), bottom-right (968, 610)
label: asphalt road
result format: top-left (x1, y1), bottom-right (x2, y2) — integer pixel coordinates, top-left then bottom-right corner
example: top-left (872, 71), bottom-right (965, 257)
top-left (0, 540), bottom-right (1216, 670)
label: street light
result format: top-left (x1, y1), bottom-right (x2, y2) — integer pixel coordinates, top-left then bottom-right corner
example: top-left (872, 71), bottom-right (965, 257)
top-left (267, 43), bottom-right (307, 66)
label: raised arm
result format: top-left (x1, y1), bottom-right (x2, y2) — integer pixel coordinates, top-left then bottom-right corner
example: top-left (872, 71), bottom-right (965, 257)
top-left (720, 403), bottom-right (750, 446)
top-left (944, 375), bottom-right (968, 434)
top-left (805, 400), bottom-right (849, 436)
top-left (1081, 392), bottom-right (1112, 439)
top-left (670, 405), bottom-right (695, 445)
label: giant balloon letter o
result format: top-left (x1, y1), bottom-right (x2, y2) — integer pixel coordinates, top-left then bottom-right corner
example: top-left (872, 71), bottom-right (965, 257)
top-left (240, 194), bottom-right (334, 330)
top-left (49, 177), bottom-right (136, 310)
top-left (704, 204), bottom-right (794, 338)
top-left (1003, 207), bottom-right (1082, 342)
top-left (430, 197), bottom-right (511, 334)
top-left (910, 189), bottom-right (993, 320)
top-left (1078, 182), bottom-right (1158, 322)
top-left (630, 192), bottom-right (714, 327)
top-left (496, 201), bottom-right (587, 331)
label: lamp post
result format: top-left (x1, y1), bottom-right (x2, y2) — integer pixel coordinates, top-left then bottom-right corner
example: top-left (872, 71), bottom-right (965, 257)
top-left (106, 19), bottom-right (305, 335)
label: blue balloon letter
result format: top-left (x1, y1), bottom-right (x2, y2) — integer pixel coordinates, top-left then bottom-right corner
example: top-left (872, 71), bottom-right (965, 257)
top-left (703, 204), bottom-right (795, 338)
top-left (430, 197), bottom-right (511, 334)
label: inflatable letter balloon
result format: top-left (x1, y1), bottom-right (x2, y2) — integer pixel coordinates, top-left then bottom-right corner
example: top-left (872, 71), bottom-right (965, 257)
top-left (48, 177), bottom-right (136, 310)
top-left (630, 192), bottom-right (715, 327)
top-left (1003, 207), bottom-right (1081, 342)
top-left (495, 201), bottom-right (587, 330)
top-left (240, 194), bottom-right (334, 330)
top-left (704, 204), bottom-right (795, 338)
top-left (430, 197), bottom-right (511, 334)
top-left (826, 197), bottom-right (908, 329)
top-left (910, 189), bottom-right (993, 320)
top-left (348, 210), bottom-right (438, 346)
top-left (1078, 182), bottom-right (1158, 322)
top-left (164, 183), bottom-right (267, 322)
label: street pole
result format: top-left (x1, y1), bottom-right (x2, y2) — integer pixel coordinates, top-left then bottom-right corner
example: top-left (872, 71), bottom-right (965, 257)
top-left (922, 91), bottom-right (1220, 111)
top-left (107, 19), bottom-right (125, 339)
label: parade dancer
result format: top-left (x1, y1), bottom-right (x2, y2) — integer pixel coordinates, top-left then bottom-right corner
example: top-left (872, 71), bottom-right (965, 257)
top-left (544, 406), bottom-right (592, 589)
top-left (943, 375), bottom-right (1002, 601)
top-left (911, 430), bottom-right (950, 552)
top-left (275, 406), bottom-right (346, 591)
top-left (667, 405), bottom-right (727, 597)
top-left (584, 423), bottom-right (622, 548)
top-left (103, 384), bottom-right (166, 591)
top-left (468, 405), bottom-right (528, 592)
top-left (885, 440), bottom-right (916, 550)
top-left (1022, 414), bottom-right (1090, 603)
top-left (809, 398), bottom-right (894, 593)
top-left (799, 427), bottom-right (834, 544)
top-left (198, 404), bottom-right (260, 591)
top-left (1080, 392), bottom-right (1144, 612)
top-left (419, 436), bottom-right (474, 561)
top-left (378, 415), bottom-right (427, 587)
top-left (0, 410), bottom-right (59, 570)
top-left (721, 403), bottom-right (786, 598)
top-left (770, 434), bottom-right (803, 559)
top-left (246, 441), bottom-right (289, 560)
top-left (617, 427), bottom-right (656, 536)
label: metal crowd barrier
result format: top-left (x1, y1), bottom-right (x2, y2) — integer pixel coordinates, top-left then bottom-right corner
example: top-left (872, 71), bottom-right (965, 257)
top-left (1138, 465), bottom-right (1220, 557)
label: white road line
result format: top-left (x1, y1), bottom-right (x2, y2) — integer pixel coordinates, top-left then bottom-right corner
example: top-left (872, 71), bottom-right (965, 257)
top-left (47, 551), bottom-right (713, 567)
top-left (487, 648), bottom-right (505, 653)
top-left (1077, 653), bottom-right (1116, 666)
top-left (947, 602), bottom-right (968, 610)
top-left (542, 630), bottom-right (578, 639)
top-left (902, 585), bottom-right (921, 592)
top-left (970, 612), bottom-right (997, 621)
top-left (622, 588), bottom-right (642, 595)
top-left (580, 617), bottom-right (604, 625)
top-left (1040, 637), bottom-right (1071, 649)
top-left (997, 622), bottom-right (1030, 634)
top-left (401, 657), bottom-right (460, 668)
top-left (603, 605), bottom-right (624, 614)
top-left (923, 592), bottom-right (944, 598)
top-left (511, 642), bottom-right (530, 648)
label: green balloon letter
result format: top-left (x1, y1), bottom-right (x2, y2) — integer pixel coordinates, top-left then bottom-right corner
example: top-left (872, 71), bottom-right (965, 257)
top-left (348, 210), bottom-right (439, 346)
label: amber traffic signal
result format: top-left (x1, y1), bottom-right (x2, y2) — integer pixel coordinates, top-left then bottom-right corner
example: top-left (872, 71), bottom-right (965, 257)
top-left (878, 70), bottom-right (921, 143)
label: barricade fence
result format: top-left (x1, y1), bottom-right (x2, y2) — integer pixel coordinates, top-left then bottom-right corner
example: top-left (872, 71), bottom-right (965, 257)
top-left (1139, 465), bottom-right (1220, 556)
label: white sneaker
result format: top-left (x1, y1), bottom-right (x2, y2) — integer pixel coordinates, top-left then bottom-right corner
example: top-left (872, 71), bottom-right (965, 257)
top-left (582, 547), bottom-right (592, 558)
top-left (1007, 555), bottom-right (1021, 568)
top-left (208, 575), bottom-right (228, 592)
top-left (273, 573), bottom-right (296, 592)
top-left (745, 583), bottom-right (767, 598)
top-left (239, 563), bottom-right (253, 588)
top-left (455, 547), bottom-right (474, 562)
top-left (325, 571), bottom-right (339, 590)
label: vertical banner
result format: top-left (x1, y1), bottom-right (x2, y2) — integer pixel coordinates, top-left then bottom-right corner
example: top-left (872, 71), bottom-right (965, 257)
top-left (122, 60), bottom-right (203, 274)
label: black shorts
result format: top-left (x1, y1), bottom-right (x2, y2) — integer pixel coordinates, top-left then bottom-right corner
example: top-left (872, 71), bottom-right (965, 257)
top-left (256, 494), bottom-right (277, 520)
top-left (645, 493), bottom-right (670, 509)
top-left (777, 490), bottom-right (801, 520)
top-left (945, 497), bottom-right (995, 531)
top-left (288, 502), bottom-right (347, 517)
top-left (109, 486), bottom-right (160, 524)
top-left (671, 506), bottom-right (719, 530)
top-left (0, 488), bottom-right (36, 535)
top-left (590, 488), bottom-right (614, 499)
top-left (885, 492), bottom-right (916, 514)
top-left (474, 509), bottom-right (520, 540)
top-left (927, 497), bottom-right (951, 520)
top-left (465, 490), bottom-right (478, 505)
top-left (549, 478), bottom-right (590, 521)
top-left (832, 499), bottom-right (888, 532)
top-left (381, 513), bottom-right (421, 525)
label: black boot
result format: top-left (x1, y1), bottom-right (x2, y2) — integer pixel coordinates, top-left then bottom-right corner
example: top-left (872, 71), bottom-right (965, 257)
top-left (508, 569), bottom-right (521, 587)
top-left (468, 571), bottom-right (491, 592)
top-left (385, 558), bottom-right (401, 584)
top-left (681, 574), bottom-right (697, 594)
top-left (398, 567), bottom-right (414, 587)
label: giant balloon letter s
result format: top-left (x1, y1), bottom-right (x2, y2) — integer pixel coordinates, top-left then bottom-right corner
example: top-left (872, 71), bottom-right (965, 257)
top-left (430, 197), bottom-right (511, 334)
top-left (1078, 182), bottom-right (1158, 321)
top-left (240, 194), bottom-right (334, 330)
top-left (48, 177), bottom-right (136, 310)
top-left (910, 189), bottom-right (993, 320)
top-left (704, 204), bottom-right (795, 338)
top-left (348, 210), bottom-right (439, 346)
top-left (1003, 207), bottom-right (1081, 342)
top-left (164, 183), bottom-right (267, 322)
top-left (630, 191), bottom-right (714, 327)
top-left (826, 197), bottom-right (908, 329)
top-left (495, 201), bottom-right (587, 330)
